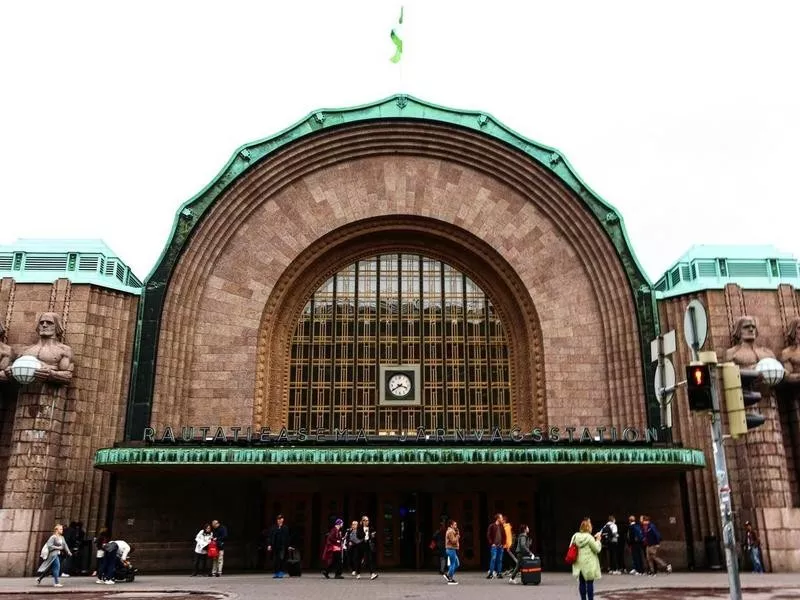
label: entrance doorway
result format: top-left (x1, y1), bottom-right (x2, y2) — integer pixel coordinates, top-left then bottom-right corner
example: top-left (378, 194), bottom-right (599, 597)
top-left (264, 476), bottom-right (534, 571)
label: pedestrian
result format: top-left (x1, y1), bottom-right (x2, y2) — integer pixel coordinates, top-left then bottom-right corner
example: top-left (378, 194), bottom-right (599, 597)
top-left (92, 527), bottom-right (110, 578)
top-left (210, 519), bottom-right (228, 577)
top-left (37, 524), bottom-right (70, 587)
top-left (600, 515), bottom-right (620, 574)
top-left (321, 518), bottom-right (344, 579)
top-left (502, 515), bottom-right (515, 576)
top-left (431, 520), bottom-right (447, 579)
top-left (346, 520), bottom-right (361, 575)
top-left (355, 515), bottom-right (379, 580)
top-left (444, 519), bottom-right (460, 585)
top-left (743, 521), bottom-right (764, 573)
top-left (641, 515), bottom-right (671, 575)
top-left (192, 524), bottom-right (212, 576)
top-left (485, 513), bottom-right (506, 579)
top-left (625, 515), bottom-right (644, 575)
top-left (267, 514), bottom-right (292, 579)
top-left (98, 539), bottom-right (131, 585)
top-left (508, 523), bottom-right (533, 584)
top-left (569, 518), bottom-right (602, 600)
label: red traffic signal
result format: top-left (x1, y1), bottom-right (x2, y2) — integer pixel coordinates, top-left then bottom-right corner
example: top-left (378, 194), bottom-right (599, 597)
top-left (686, 364), bottom-right (713, 411)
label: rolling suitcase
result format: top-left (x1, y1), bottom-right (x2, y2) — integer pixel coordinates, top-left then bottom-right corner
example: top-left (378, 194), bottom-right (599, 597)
top-left (286, 549), bottom-right (302, 577)
top-left (520, 555), bottom-right (541, 585)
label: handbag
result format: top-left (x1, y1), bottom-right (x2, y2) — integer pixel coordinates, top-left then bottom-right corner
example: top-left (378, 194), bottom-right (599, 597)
top-left (207, 539), bottom-right (219, 559)
top-left (428, 539), bottom-right (437, 551)
top-left (565, 536), bottom-right (579, 565)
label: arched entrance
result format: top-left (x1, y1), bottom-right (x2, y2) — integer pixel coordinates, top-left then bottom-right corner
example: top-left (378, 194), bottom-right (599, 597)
top-left (287, 252), bottom-right (513, 435)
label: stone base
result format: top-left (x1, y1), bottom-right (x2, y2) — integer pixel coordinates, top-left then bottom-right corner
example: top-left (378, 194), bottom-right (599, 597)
top-left (762, 507), bottom-right (800, 571)
top-left (0, 508), bottom-right (54, 576)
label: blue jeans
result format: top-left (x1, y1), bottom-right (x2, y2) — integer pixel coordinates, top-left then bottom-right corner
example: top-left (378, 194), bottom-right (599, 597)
top-left (446, 548), bottom-right (459, 579)
top-left (749, 547), bottom-right (763, 573)
top-left (40, 554), bottom-right (61, 584)
top-left (579, 572), bottom-right (594, 600)
top-left (489, 545), bottom-right (504, 574)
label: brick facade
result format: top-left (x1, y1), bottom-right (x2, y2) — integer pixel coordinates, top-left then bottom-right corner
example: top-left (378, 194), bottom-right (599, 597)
top-left (2, 110), bottom-right (798, 576)
top-left (658, 284), bottom-right (800, 571)
top-left (0, 278), bottom-right (137, 575)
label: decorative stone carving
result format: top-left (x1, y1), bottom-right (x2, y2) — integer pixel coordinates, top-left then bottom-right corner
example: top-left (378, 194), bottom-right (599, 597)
top-left (0, 321), bottom-right (14, 383)
top-left (724, 315), bottom-right (776, 368)
top-left (781, 317), bottom-right (800, 386)
top-left (4, 312), bottom-right (74, 384)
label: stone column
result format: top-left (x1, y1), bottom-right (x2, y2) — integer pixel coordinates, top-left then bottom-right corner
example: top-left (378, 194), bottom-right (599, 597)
top-left (0, 383), bottom-right (68, 576)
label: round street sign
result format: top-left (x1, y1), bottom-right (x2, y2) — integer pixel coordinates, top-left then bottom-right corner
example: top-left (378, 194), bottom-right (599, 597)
top-left (684, 299), bottom-right (708, 352)
top-left (654, 357), bottom-right (676, 404)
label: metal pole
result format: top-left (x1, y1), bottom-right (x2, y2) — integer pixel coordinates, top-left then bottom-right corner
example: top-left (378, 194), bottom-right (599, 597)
top-left (709, 363), bottom-right (742, 600)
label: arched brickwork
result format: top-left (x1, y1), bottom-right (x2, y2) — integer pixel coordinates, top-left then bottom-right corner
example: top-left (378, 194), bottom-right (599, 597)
top-left (139, 119), bottom-right (648, 437)
top-left (252, 216), bottom-right (545, 430)
top-left (126, 99), bottom-right (654, 440)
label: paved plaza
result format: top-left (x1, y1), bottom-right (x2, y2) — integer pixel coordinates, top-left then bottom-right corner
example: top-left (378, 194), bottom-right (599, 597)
top-left (1, 572), bottom-right (799, 600)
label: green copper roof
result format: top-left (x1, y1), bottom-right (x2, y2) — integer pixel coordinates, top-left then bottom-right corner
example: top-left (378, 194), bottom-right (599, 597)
top-left (94, 445), bottom-right (706, 470)
top-left (654, 244), bottom-right (800, 298)
top-left (0, 238), bottom-right (142, 294)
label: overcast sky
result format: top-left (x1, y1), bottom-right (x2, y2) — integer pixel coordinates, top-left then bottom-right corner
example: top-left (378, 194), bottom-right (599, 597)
top-left (2, 1), bottom-right (799, 282)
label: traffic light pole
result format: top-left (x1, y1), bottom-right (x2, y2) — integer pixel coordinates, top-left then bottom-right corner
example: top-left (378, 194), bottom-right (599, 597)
top-left (708, 361), bottom-right (743, 600)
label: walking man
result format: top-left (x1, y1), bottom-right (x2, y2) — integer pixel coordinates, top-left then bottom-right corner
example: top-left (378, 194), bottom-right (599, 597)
top-left (267, 514), bottom-right (292, 578)
top-left (486, 513), bottom-right (506, 579)
top-left (744, 521), bottom-right (764, 573)
top-left (445, 519), bottom-right (460, 585)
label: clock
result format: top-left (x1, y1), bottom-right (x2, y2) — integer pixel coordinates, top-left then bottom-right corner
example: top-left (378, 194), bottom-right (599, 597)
top-left (379, 364), bottom-right (421, 406)
top-left (388, 373), bottom-right (413, 398)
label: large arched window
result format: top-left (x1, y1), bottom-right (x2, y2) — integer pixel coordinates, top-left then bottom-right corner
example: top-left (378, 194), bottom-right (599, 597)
top-left (288, 254), bottom-right (511, 434)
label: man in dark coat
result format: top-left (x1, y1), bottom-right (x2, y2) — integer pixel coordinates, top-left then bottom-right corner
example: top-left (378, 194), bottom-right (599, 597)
top-left (267, 514), bottom-right (293, 578)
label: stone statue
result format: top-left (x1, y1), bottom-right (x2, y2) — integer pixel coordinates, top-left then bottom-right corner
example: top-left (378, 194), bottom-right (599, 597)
top-left (4, 312), bottom-right (74, 384)
top-left (781, 317), bottom-right (800, 386)
top-left (724, 315), bottom-right (776, 369)
top-left (0, 321), bottom-right (13, 383)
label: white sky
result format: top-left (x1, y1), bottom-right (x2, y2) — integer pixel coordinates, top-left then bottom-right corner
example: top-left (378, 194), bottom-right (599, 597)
top-left (2, 1), bottom-right (799, 282)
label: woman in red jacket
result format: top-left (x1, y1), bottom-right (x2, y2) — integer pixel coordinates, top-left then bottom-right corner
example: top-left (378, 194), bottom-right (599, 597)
top-left (321, 519), bottom-right (344, 579)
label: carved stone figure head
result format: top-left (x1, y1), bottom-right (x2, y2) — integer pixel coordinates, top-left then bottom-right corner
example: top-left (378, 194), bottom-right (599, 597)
top-left (787, 317), bottom-right (800, 347)
top-left (732, 316), bottom-right (758, 344)
top-left (36, 312), bottom-right (64, 341)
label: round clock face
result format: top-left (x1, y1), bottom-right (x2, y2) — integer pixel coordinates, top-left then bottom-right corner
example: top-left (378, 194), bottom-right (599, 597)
top-left (388, 373), bottom-right (412, 397)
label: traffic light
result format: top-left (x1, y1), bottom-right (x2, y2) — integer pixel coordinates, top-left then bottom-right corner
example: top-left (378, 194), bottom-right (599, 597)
top-left (686, 363), bottom-right (713, 411)
top-left (739, 367), bottom-right (766, 432)
top-left (720, 363), bottom-right (765, 438)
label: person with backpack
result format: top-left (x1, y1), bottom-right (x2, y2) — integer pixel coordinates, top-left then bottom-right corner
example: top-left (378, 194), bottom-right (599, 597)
top-left (625, 515), bottom-right (644, 574)
top-left (641, 515), bottom-right (671, 576)
top-left (600, 515), bottom-right (620, 574)
top-left (508, 523), bottom-right (533, 584)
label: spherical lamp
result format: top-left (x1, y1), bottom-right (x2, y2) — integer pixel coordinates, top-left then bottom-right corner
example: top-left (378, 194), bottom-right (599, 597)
top-left (756, 357), bottom-right (785, 387)
top-left (10, 355), bottom-right (42, 384)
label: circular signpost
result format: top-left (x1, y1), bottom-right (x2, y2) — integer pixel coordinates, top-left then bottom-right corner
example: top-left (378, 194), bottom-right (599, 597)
top-left (683, 299), bottom-right (708, 354)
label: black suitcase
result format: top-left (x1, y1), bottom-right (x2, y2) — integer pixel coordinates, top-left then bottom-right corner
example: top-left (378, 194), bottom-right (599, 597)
top-left (286, 549), bottom-right (301, 577)
top-left (520, 556), bottom-right (541, 585)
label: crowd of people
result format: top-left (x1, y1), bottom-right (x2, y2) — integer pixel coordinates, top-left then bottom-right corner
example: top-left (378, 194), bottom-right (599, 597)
top-left (34, 510), bottom-right (765, 596)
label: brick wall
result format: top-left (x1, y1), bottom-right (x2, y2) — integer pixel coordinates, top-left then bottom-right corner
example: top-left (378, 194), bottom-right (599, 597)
top-left (0, 278), bottom-right (137, 575)
top-left (658, 283), bottom-right (800, 572)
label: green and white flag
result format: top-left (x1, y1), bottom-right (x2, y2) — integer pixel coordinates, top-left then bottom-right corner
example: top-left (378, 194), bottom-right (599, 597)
top-left (390, 7), bottom-right (404, 64)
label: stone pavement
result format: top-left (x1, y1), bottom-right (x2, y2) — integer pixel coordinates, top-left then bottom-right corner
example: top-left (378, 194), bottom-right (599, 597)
top-left (1, 572), bottom-right (799, 600)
